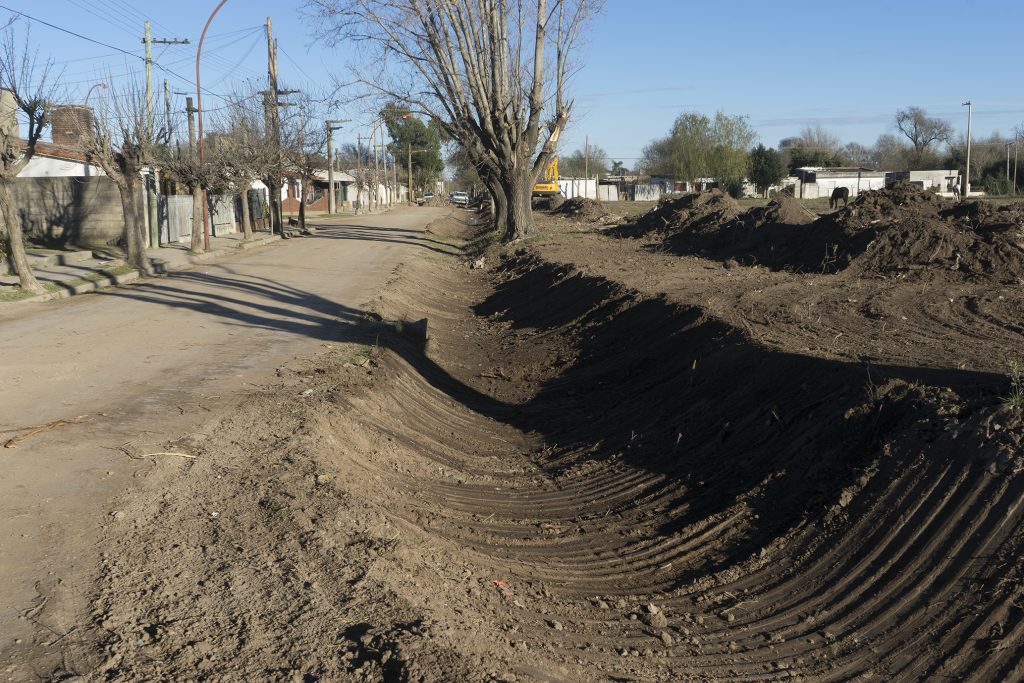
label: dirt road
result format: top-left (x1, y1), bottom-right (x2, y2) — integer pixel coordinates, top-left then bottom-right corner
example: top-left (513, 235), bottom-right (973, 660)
top-left (0, 207), bottom-right (449, 677)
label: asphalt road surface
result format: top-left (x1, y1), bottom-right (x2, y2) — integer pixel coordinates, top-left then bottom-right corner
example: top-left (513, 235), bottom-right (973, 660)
top-left (0, 207), bottom-right (450, 658)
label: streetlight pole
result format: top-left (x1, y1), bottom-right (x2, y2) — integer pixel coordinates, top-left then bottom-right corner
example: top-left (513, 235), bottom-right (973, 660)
top-left (1006, 142), bottom-right (1012, 186)
top-left (1014, 137), bottom-right (1019, 196)
top-left (196, 0), bottom-right (229, 252)
top-left (962, 100), bottom-right (972, 201)
top-left (83, 82), bottom-right (107, 105)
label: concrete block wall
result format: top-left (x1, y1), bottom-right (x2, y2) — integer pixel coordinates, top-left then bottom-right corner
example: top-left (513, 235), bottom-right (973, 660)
top-left (11, 176), bottom-right (124, 248)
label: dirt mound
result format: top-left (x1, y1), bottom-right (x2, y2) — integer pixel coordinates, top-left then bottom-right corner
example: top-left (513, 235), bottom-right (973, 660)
top-left (532, 194), bottom-right (564, 212)
top-left (821, 184), bottom-right (1024, 280)
top-left (551, 196), bottom-right (607, 221)
top-left (743, 194), bottom-right (815, 227)
top-left (619, 183), bottom-right (1024, 281)
top-left (624, 189), bottom-right (743, 236)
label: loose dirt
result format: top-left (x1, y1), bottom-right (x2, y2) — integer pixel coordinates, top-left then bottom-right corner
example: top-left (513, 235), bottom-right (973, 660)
top-left (20, 201), bottom-right (1024, 682)
top-left (619, 184), bottom-right (1024, 282)
top-left (551, 197), bottom-right (609, 222)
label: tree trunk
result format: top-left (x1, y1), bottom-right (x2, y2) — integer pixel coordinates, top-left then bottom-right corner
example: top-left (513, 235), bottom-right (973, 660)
top-left (239, 189), bottom-right (252, 240)
top-left (503, 171), bottom-right (535, 241)
top-left (191, 186), bottom-right (204, 252)
top-left (118, 178), bottom-right (149, 271)
top-left (0, 183), bottom-right (44, 294)
top-left (267, 181), bottom-right (284, 237)
top-left (478, 168), bottom-right (508, 237)
top-left (490, 186), bottom-right (508, 237)
top-left (298, 181), bottom-right (306, 231)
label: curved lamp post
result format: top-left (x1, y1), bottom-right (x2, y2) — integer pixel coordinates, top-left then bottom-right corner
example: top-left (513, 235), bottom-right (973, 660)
top-left (195, 0), bottom-right (229, 252)
top-left (83, 82), bottom-right (107, 105)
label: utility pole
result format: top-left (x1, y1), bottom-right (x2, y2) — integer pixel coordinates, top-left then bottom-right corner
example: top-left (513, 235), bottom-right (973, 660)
top-left (372, 120), bottom-right (380, 210)
top-left (381, 121), bottom-right (388, 207)
top-left (186, 97), bottom-right (203, 253)
top-left (1014, 138), bottom-right (1019, 196)
top-left (144, 21), bottom-right (153, 139)
top-left (1007, 142), bottom-right (1012, 185)
top-left (325, 119), bottom-right (350, 214)
top-left (141, 22), bottom-right (189, 249)
top-left (585, 134), bottom-right (589, 190)
top-left (356, 134), bottom-right (363, 214)
top-left (266, 16), bottom-right (282, 235)
top-left (408, 142), bottom-right (413, 205)
top-left (263, 16), bottom-right (300, 234)
top-left (163, 80), bottom-right (172, 140)
top-left (962, 100), bottom-right (972, 201)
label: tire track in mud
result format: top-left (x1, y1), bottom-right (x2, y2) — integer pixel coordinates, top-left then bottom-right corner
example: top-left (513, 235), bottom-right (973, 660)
top-left (78, 235), bottom-right (1023, 682)
top-left (343, 251), bottom-right (1024, 680)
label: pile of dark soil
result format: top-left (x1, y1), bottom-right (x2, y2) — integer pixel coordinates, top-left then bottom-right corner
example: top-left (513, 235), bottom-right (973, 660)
top-left (551, 196), bottom-right (607, 221)
top-left (533, 194), bottom-right (565, 212)
top-left (823, 186), bottom-right (1024, 281)
top-left (619, 188), bottom-right (742, 237)
top-left (620, 184), bottom-right (1024, 281)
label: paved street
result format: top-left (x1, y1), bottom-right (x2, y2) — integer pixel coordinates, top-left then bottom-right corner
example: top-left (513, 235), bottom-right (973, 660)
top-left (0, 207), bottom-right (450, 653)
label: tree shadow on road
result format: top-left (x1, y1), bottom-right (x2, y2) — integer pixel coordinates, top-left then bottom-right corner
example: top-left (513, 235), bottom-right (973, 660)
top-left (311, 224), bottom-right (463, 256)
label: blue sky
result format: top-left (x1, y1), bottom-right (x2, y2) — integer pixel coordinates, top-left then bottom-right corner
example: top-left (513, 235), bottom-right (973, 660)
top-left (4, 1), bottom-right (1023, 165)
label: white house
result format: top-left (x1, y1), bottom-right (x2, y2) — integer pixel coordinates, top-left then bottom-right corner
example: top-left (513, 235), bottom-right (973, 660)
top-left (793, 167), bottom-right (887, 200)
top-left (885, 170), bottom-right (961, 197)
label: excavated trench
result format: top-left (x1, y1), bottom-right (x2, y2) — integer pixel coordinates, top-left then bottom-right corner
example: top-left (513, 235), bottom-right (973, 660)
top-left (83, 241), bottom-right (1024, 682)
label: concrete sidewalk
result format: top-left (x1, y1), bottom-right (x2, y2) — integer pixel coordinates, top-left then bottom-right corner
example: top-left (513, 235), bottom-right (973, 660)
top-left (0, 230), bottom-right (280, 304)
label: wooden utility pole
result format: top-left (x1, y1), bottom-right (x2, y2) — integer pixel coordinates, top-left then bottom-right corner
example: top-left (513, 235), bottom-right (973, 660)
top-left (266, 16), bottom-right (282, 235)
top-left (585, 134), bottom-right (589, 187)
top-left (356, 134), bottom-right (363, 214)
top-left (186, 97), bottom-right (203, 253)
top-left (186, 98), bottom-right (197, 154)
top-left (142, 23), bottom-right (189, 248)
top-left (372, 121), bottom-right (380, 210)
top-left (1007, 137), bottom-right (1015, 193)
top-left (298, 104), bottom-right (307, 231)
top-left (163, 79), bottom-right (172, 139)
top-left (380, 122), bottom-right (390, 207)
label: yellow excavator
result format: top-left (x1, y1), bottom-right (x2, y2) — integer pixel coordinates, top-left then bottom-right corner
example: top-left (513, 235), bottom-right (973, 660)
top-left (532, 156), bottom-right (561, 202)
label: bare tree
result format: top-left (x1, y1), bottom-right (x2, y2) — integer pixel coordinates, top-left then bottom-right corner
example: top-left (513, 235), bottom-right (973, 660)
top-left (0, 24), bottom-right (58, 294)
top-left (157, 137), bottom-right (213, 250)
top-left (306, 0), bottom-right (601, 240)
top-left (896, 106), bottom-right (952, 164)
top-left (280, 99), bottom-right (328, 231)
top-left (337, 141), bottom-right (372, 213)
top-left (204, 94), bottom-right (273, 241)
top-left (85, 78), bottom-right (160, 272)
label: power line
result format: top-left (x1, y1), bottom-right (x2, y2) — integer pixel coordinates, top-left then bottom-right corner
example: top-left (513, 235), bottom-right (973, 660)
top-left (63, 0), bottom-right (138, 38)
top-left (0, 3), bottom-right (144, 60)
top-left (278, 44), bottom-right (318, 86)
top-left (0, 4), bottom-right (231, 101)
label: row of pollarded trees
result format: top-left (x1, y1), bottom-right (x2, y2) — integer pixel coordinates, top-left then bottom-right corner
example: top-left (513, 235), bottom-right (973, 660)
top-left (0, 22), bottom-right (329, 293)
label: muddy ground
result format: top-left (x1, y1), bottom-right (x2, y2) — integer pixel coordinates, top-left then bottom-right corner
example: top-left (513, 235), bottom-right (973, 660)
top-left (22, 191), bottom-right (1024, 681)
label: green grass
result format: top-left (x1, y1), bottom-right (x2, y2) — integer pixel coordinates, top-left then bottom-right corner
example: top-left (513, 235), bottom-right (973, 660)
top-left (0, 264), bottom-right (136, 302)
top-left (1005, 360), bottom-right (1024, 410)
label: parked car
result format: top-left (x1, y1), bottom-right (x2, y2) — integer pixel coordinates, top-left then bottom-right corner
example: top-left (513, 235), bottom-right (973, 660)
top-left (417, 191), bottom-right (435, 206)
top-left (451, 191), bottom-right (469, 207)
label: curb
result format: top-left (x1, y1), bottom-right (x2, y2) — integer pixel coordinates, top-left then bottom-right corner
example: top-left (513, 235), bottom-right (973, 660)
top-left (6, 234), bottom-right (283, 306)
top-left (156, 234), bottom-right (281, 273)
top-left (17, 270), bottom-right (142, 304)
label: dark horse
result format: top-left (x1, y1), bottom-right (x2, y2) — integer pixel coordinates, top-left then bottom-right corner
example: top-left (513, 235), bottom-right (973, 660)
top-left (829, 187), bottom-right (850, 209)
